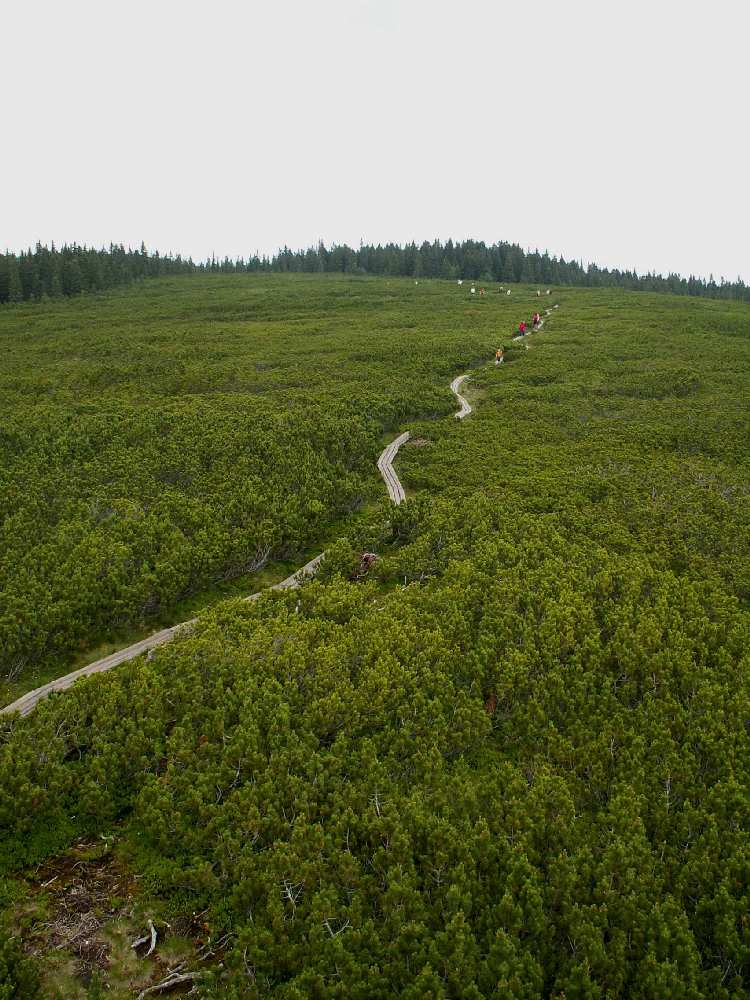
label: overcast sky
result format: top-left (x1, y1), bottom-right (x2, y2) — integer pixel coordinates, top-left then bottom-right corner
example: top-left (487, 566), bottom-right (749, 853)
top-left (4, 0), bottom-right (748, 281)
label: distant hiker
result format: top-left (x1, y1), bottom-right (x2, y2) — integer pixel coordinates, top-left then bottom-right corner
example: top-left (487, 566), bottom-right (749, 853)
top-left (471, 285), bottom-right (476, 295)
top-left (479, 287), bottom-right (486, 297)
top-left (506, 289), bottom-right (511, 296)
top-left (546, 288), bottom-right (551, 295)
top-left (532, 312), bottom-right (541, 330)
top-left (518, 320), bottom-right (527, 337)
top-left (495, 347), bottom-right (504, 366)
top-left (536, 289), bottom-right (541, 297)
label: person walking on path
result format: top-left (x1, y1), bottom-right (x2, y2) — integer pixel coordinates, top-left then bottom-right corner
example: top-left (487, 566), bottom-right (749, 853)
top-left (518, 320), bottom-right (527, 337)
top-left (532, 312), bottom-right (541, 330)
top-left (495, 346), bottom-right (505, 366)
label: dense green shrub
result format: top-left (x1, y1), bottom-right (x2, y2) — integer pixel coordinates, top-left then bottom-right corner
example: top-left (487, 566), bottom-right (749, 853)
top-left (0, 932), bottom-right (40, 999)
top-left (1, 276), bottom-right (749, 996)
top-left (0, 275), bottom-right (474, 691)
top-left (2, 502), bottom-right (749, 996)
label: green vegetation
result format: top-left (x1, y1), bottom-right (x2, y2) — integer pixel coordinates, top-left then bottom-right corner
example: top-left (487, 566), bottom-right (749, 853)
top-left (0, 243), bottom-right (193, 304)
top-left (0, 932), bottom-right (41, 998)
top-left (2, 238), bottom-right (747, 306)
top-left (1, 275), bottom-right (749, 997)
top-left (0, 275), bottom-right (473, 698)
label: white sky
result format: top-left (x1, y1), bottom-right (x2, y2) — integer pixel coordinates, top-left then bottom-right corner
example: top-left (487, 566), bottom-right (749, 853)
top-left (3, 0), bottom-right (748, 281)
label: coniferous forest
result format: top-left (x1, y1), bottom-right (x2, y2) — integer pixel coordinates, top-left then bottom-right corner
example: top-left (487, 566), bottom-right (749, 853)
top-left (1, 239), bottom-right (748, 306)
top-left (0, 272), bottom-right (749, 998)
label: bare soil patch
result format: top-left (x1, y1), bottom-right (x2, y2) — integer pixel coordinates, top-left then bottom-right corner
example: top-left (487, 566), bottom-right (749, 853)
top-left (14, 838), bottom-right (216, 998)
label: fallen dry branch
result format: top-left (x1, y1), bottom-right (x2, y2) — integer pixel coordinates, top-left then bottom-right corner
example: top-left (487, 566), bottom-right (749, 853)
top-left (197, 931), bottom-right (231, 961)
top-left (131, 919), bottom-right (157, 956)
top-left (137, 970), bottom-right (203, 998)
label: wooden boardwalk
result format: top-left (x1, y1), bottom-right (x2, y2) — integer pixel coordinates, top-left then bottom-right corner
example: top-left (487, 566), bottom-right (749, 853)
top-left (3, 357), bottom-right (524, 717)
top-left (2, 554), bottom-right (324, 718)
top-left (376, 431), bottom-right (411, 504)
top-left (450, 374), bottom-right (472, 419)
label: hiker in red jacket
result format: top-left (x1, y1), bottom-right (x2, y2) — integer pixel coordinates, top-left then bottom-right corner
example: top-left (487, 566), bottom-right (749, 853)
top-left (518, 320), bottom-right (526, 337)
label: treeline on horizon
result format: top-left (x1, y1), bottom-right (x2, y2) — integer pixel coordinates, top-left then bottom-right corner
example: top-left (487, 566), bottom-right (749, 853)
top-left (1, 238), bottom-right (748, 305)
top-left (0, 242), bottom-right (193, 304)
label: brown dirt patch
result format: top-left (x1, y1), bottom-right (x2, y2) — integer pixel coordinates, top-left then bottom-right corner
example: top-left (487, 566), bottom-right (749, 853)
top-left (24, 841), bottom-right (135, 983)
top-left (14, 837), bottom-right (218, 997)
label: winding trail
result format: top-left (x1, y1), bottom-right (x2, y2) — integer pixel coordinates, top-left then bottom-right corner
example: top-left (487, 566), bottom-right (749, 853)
top-left (450, 375), bottom-right (472, 419)
top-left (377, 431), bottom-right (411, 504)
top-left (1, 384), bottom-right (464, 718)
top-left (2, 553), bottom-right (326, 718)
top-left (376, 373), bottom-right (472, 504)
top-left (2, 308), bottom-right (555, 718)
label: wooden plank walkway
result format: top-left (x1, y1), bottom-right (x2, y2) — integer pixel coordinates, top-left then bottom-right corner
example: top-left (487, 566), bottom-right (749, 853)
top-left (4, 336), bottom-right (559, 718)
top-left (450, 375), bottom-right (472, 419)
top-left (376, 431), bottom-right (411, 504)
top-left (2, 553), bottom-right (325, 718)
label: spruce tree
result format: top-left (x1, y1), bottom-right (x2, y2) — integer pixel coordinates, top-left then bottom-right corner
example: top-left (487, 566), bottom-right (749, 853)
top-left (62, 257), bottom-right (83, 296)
top-left (50, 261), bottom-right (62, 297)
top-left (7, 255), bottom-right (23, 303)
